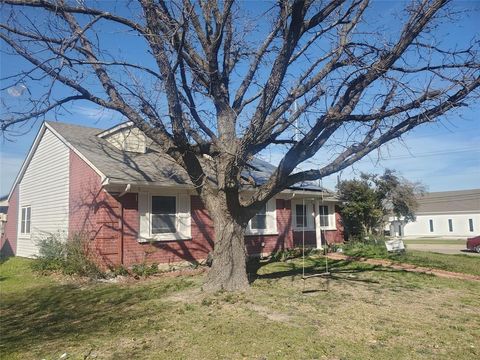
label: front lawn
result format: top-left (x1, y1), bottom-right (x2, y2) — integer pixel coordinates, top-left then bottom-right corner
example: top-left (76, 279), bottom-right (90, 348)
top-left (343, 242), bottom-right (480, 276)
top-left (1, 256), bottom-right (479, 359)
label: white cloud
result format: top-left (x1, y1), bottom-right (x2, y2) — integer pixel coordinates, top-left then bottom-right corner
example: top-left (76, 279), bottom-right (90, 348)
top-left (71, 105), bottom-right (123, 122)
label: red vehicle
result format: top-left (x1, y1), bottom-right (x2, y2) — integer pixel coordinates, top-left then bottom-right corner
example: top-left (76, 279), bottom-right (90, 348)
top-left (466, 236), bottom-right (480, 253)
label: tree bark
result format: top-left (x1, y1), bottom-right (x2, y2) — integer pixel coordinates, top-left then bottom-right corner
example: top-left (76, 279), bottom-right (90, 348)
top-left (202, 202), bottom-right (249, 292)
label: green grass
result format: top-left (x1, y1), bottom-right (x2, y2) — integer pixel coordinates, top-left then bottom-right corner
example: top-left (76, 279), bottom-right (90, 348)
top-left (0, 257), bottom-right (54, 293)
top-left (1, 256), bottom-right (480, 360)
top-left (344, 242), bottom-right (480, 276)
top-left (403, 238), bottom-right (466, 245)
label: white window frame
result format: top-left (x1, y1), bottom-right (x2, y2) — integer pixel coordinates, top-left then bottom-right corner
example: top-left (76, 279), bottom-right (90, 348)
top-left (292, 200), bottom-right (336, 231)
top-left (20, 205), bottom-right (31, 236)
top-left (318, 203), bottom-right (337, 231)
top-left (138, 190), bottom-right (191, 242)
top-left (150, 195), bottom-right (178, 235)
top-left (292, 201), bottom-right (314, 231)
top-left (319, 205), bottom-right (329, 227)
top-left (246, 199), bottom-right (277, 236)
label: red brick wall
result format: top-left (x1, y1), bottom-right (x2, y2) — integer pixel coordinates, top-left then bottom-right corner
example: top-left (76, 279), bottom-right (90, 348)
top-left (1, 186), bottom-right (18, 257)
top-left (69, 150), bottom-right (122, 267)
top-left (293, 230), bottom-right (316, 248)
top-left (68, 151), bottom-right (343, 267)
top-left (326, 207), bottom-right (344, 243)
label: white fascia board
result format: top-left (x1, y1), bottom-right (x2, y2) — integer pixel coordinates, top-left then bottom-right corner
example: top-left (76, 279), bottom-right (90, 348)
top-left (96, 121), bottom-right (133, 138)
top-left (7, 124), bottom-right (47, 201)
top-left (279, 189), bottom-right (341, 201)
top-left (44, 122), bottom-right (107, 183)
top-left (104, 181), bottom-right (195, 194)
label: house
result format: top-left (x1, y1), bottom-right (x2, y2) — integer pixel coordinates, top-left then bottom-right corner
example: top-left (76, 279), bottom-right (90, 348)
top-left (1, 121), bottom-right (343, 267)
top-left (388, 189), bottom-right (480, 238)
top-left (0, 195), bottom-right (8, 252)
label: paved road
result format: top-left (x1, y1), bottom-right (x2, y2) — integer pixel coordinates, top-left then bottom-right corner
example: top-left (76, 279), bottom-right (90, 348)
top-left (407, 243), bottom-right (480, 256)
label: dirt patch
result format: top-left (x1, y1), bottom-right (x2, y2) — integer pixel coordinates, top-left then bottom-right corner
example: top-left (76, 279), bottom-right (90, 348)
top-left (245, 303), bottom-right (293, 323)
top-left (327, 253), bottom-right (480, 281)
top-left (165, 287), bottom-right (203, 303)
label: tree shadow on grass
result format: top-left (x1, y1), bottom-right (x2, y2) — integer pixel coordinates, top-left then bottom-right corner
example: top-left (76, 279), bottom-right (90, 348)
top-left (0, 279), bottom-right (193, 357)
top-left (248, 257), bottom-right (408, 286)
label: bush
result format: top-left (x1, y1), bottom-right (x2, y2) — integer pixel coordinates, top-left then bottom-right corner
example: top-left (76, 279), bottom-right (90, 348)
top-left (33, 234), bottom-right (66, 272)
top-left (131, 262), bottom-right (159, 277)
top-left (343, 237), bottom-right (405, 259)
top-left (63, 234), bottom-right (103, 278)
top-left (33, 232), bottom-right (103, 278)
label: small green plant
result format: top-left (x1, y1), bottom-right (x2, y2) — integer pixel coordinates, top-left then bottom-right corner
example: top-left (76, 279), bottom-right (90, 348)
top-left (110, 265), bottom-right (129, 277)
top-left (33, 232), bottom-right (103, 278)
top-left (131, 262), bottom-right (159, 277)
top-left (270, 248), bottom-right (302, 262)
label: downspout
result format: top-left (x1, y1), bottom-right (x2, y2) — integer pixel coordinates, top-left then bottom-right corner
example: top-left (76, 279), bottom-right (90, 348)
top-left (118, 183), bottom-right (131, 197)
top-left (118, 183), bottom-right (131, 266)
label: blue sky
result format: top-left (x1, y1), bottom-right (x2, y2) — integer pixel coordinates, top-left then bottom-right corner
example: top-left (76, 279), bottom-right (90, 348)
top-left (1, 1), bottom-right (479, 195)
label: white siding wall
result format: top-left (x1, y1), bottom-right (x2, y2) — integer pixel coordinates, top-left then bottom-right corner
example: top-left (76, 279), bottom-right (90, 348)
top-left (403, 213), bottom-right (480, 238)
top-left (17, 129), bottom-right (70, 257)
top-left (104, 127), bottom-right (146, 153)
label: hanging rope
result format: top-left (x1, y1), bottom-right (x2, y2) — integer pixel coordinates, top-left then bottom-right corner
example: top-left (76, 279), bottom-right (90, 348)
top-left (301, 177), bottom-right (331, 294)
top-left (320, 177), bottom-right (329, 276)
top-left (302, 195), bottom-right (305, 280)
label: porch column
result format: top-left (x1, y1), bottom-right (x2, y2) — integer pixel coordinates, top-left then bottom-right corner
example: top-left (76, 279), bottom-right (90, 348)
top-left (314, 199), bottom-right (323, 249)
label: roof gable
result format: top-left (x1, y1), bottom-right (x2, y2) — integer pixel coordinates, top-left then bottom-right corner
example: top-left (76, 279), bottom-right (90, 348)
top-left (7, 122), bottom-right (107, 201)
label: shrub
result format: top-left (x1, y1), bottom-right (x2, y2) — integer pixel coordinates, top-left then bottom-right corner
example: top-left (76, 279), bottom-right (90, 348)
top-left (131, 262), bottom-right (159, 277)
top-left (33, 232), bottom-right (103, 278)
top-left (343, 238), bottom-right (390, 258)
top-left (33, 233), bottom-right (66, 272)
top-left (63, 233), bottom-right (103, 278)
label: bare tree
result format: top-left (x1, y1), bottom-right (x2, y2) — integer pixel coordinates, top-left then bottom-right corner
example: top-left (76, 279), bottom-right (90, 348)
top-left (1, 0), bottom-right (479, 291)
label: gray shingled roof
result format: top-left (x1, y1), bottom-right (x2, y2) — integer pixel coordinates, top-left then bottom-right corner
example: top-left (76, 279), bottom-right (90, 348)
top-left (416, 189), bottom-right (480, 214)
top-left (47, 121), bottom-right (332, 193)
top-left (48, 121), bottom-right (192, 186)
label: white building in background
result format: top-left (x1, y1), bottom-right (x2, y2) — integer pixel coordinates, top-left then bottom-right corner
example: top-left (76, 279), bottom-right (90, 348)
top-left (0, 195), bottom-right (8, 236)
top-left (389, 189), bottom-right (480, 239)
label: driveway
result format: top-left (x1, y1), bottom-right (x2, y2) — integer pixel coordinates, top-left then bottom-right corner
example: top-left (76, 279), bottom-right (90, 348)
top-left (406, 243), bottom-right (479, 256)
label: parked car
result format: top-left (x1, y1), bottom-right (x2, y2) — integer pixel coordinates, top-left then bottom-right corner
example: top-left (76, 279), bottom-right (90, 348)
top-left (466, 235), bottom-right (480, 253)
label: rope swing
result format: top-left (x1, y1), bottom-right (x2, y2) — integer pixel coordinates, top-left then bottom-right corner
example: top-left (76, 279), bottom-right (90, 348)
top-left (301, 177), bottom-right (330, 293)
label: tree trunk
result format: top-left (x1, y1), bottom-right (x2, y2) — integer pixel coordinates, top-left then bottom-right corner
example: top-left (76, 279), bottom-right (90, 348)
top-left (202, 205), bottom-right (249, 292)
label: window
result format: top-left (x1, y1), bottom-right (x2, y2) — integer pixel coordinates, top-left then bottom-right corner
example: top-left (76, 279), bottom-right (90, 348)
top-left (251, 203), bottom-right (267, 230)
top-left (448, 219), bottom-right (453, 232)
top-left (429, 219), bottom-right (434, 233)
top-left (319, 205), bottom-right (329, 227)
top-left (21, 206), bottom-right (31, 234)
top-left (296, 204), bottom-right (307, 227)
top-left (151, 196), bottom-right (176, 234)
top-left (469, 218), bottom-right (474, 232)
